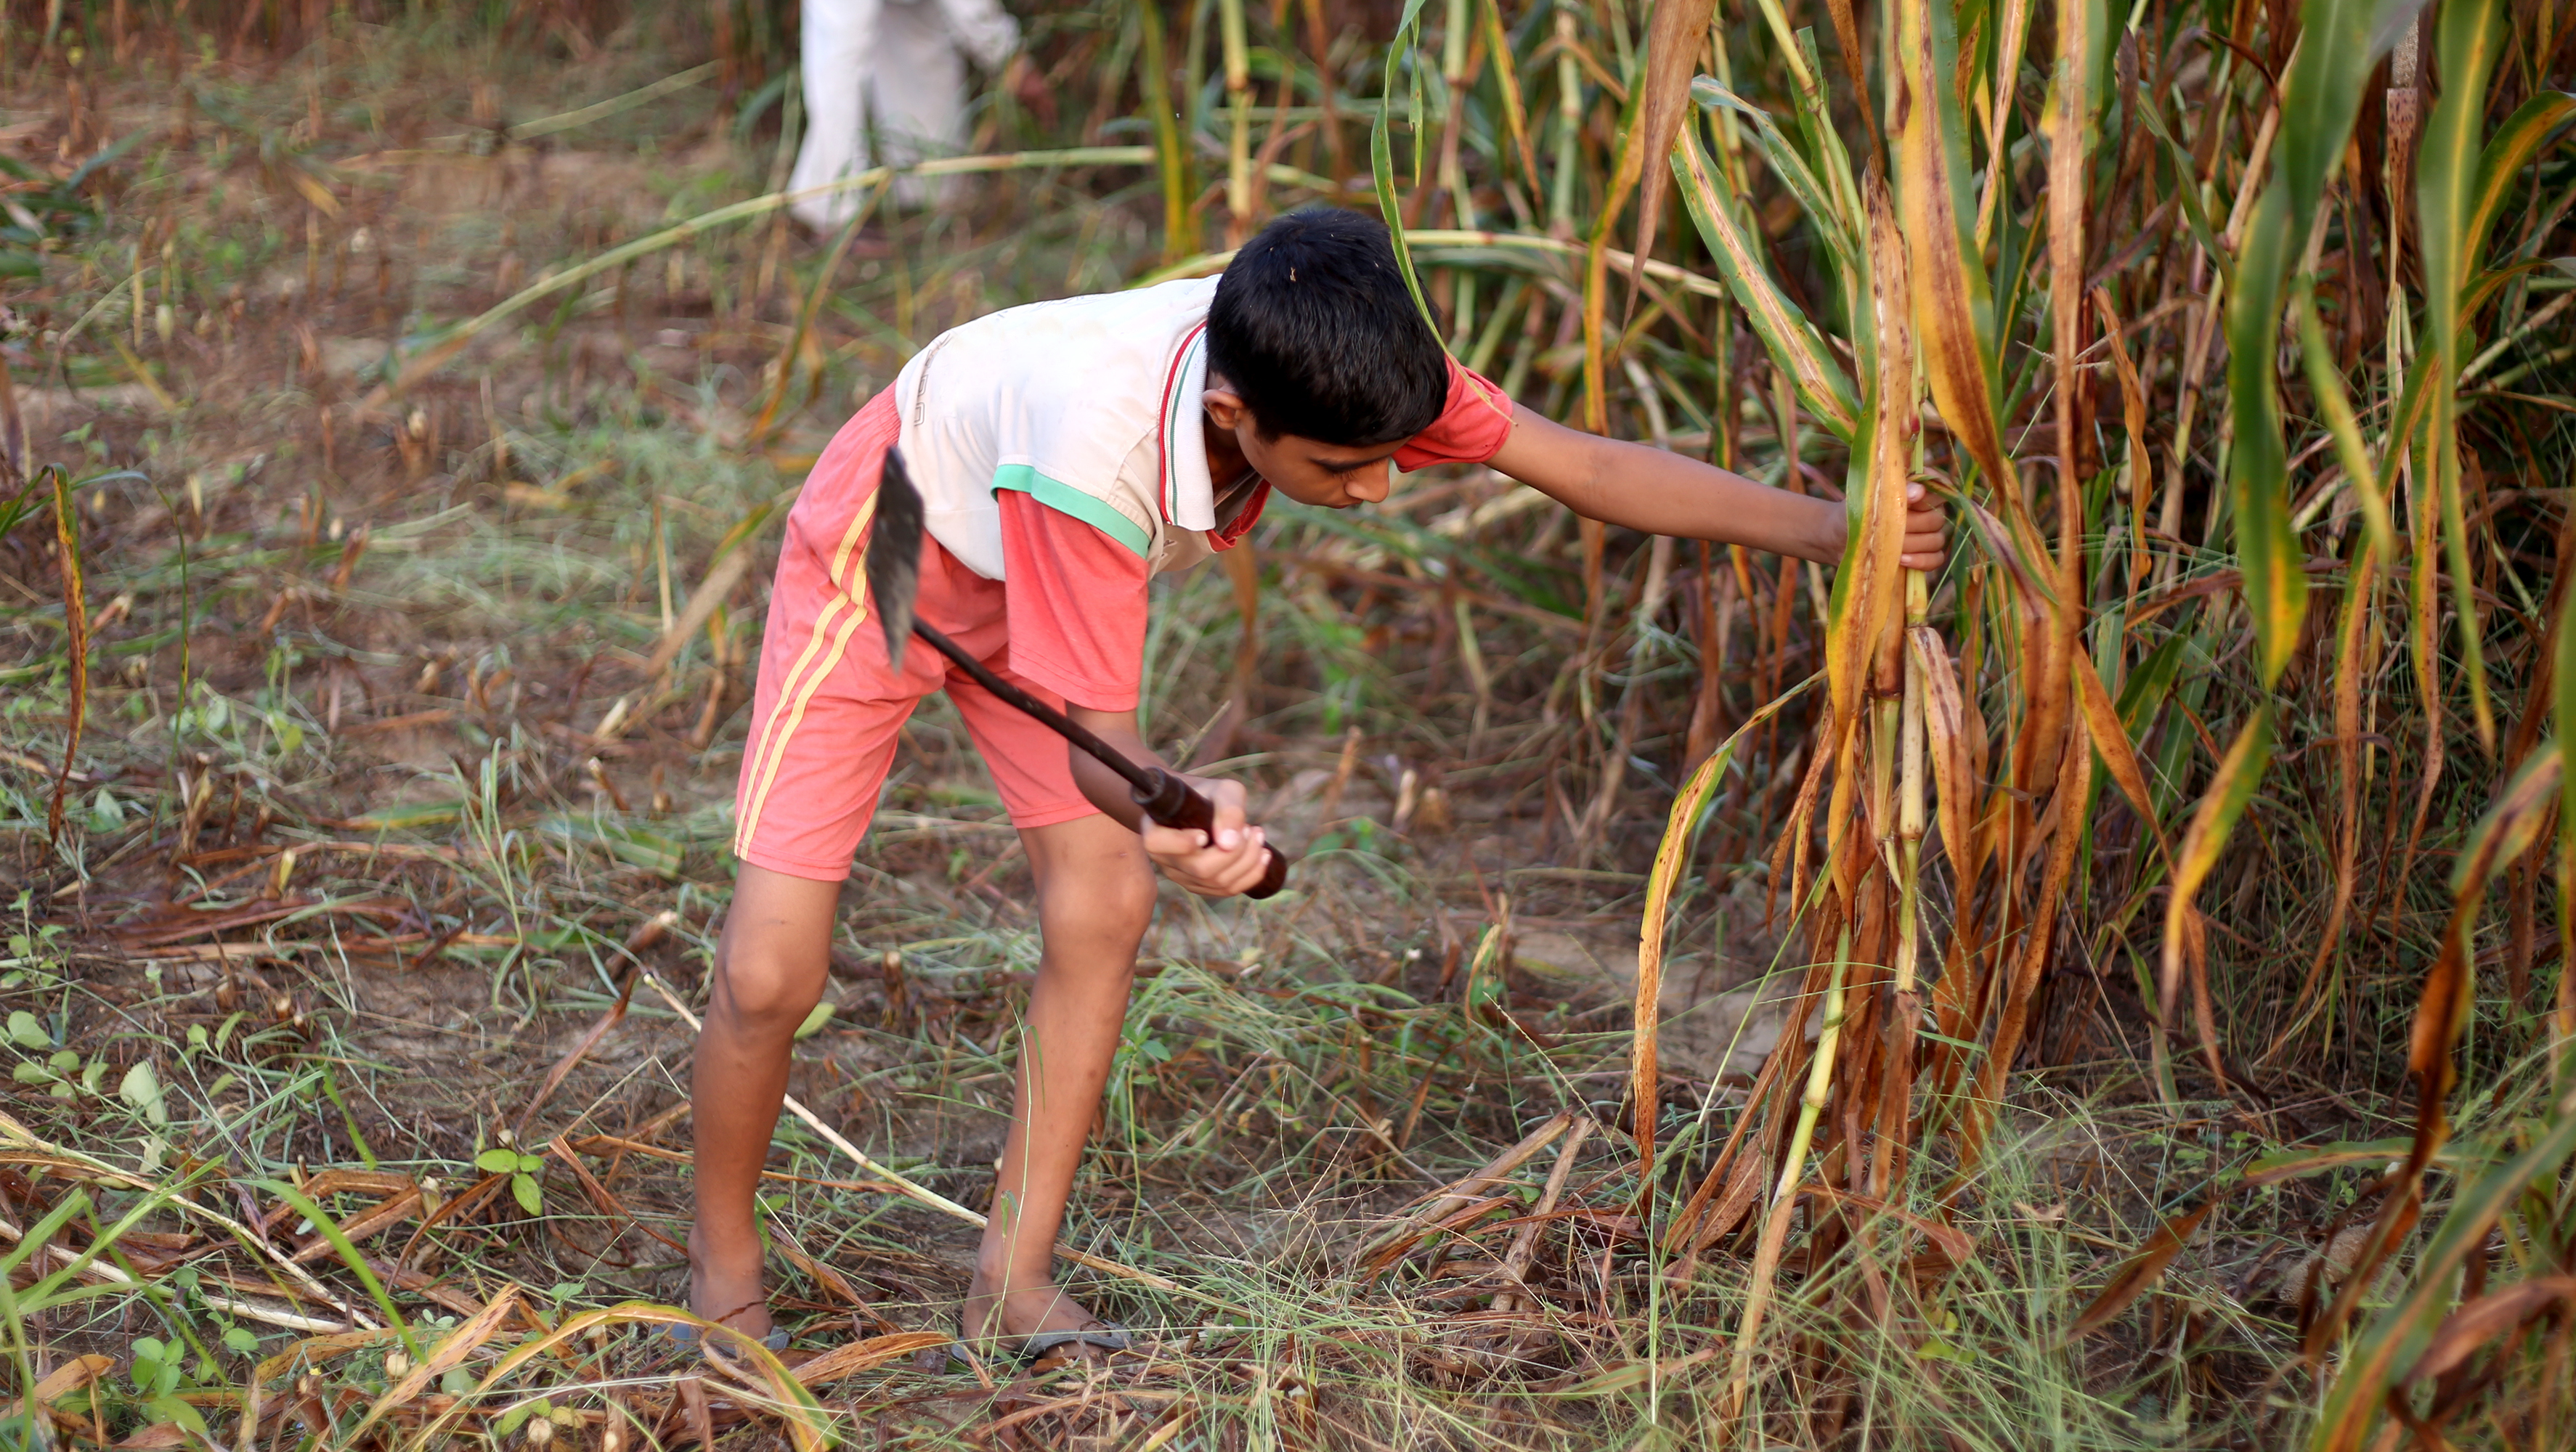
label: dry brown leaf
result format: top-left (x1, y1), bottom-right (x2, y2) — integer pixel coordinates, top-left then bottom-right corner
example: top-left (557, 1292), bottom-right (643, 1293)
top-left (1, 1353), bottom-right (110, 1419)
top-left (2406, 1277), bottom-right (2576, 1384)
top-left (2073, 645), bottom-right (2174, 870)
top-left (1624, 0), bottom-right (1718, 297)
top-left (792, 1331), bottom-right (954, 1388)
top-left (2068, 1199), bottom-right (2217, 1340)
top-left (346, 1285), bottom-right (523, 1443)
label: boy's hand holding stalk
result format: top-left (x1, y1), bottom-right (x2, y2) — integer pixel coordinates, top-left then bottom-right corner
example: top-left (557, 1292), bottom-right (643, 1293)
top-left (1477, 402), bottom-right (1950, 569)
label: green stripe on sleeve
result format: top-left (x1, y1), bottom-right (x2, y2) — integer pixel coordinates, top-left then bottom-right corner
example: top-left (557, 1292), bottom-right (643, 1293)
top-left (991, 464), bottom-right (1153, 558)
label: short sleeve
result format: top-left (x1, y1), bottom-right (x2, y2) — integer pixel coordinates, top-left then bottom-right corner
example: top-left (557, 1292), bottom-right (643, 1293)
top-left (997, 491), bottom-right (1153, 712)
top-left (1391, 360), bottom-right (1517, 473)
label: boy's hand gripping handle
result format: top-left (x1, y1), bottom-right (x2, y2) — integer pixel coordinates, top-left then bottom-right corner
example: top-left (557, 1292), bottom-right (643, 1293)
top-left (1133, 769), bottom-right (1290, 900)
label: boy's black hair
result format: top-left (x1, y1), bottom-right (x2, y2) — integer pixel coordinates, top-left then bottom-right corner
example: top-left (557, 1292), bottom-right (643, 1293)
top-left (1205, 208), bottom-right (1448, 446)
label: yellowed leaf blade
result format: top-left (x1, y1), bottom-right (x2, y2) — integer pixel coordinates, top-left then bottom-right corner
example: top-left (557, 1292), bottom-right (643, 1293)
top-left (1672, 129), bottom-right (1861, 439)
top-left (1893, 0), bottom-right (2010, 497)
top-left (2411, 746), bottom-right (2561, 1117)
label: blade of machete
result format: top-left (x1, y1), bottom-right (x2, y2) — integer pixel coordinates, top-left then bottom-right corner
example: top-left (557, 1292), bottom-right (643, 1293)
top-left (864, 446), bottom-right (925, 670)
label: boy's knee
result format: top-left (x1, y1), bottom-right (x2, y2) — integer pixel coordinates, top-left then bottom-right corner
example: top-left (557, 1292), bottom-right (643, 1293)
top-left (1039, 854), bottom-right (1157, 936)
top-left (710, 942), bottom-right (826, 1032)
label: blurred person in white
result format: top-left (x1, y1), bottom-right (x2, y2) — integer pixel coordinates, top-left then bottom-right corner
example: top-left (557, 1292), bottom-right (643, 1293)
top-left (789, 0), bottom-right (1021, 228)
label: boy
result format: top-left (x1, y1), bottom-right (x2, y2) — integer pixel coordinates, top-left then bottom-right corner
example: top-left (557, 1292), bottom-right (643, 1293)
top-left (691, 208), bottom-right (1945, 1358)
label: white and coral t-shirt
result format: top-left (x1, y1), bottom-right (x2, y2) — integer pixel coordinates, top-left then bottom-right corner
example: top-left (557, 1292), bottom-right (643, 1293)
top-left (887, 276), bottom-right (1517, 709)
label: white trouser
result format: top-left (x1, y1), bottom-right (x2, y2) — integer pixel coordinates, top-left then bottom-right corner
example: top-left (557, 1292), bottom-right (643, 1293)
top-left (790, 0), bottom-right (1018, 227)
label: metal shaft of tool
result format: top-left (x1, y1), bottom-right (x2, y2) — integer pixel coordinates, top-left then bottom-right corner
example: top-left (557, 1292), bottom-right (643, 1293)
top-left (904, 619), bottom-right (1158, 794)
top-left (898, 592), bottom-right (1289, 900)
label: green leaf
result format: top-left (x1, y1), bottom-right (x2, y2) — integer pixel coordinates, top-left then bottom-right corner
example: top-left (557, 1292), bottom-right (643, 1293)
top-left (2415, 0), bottom-right (2512, 747)
top-left (2464, 92), bottom-right (2575, 274)
top-left (2223, 0), bottom-right (2421, 689)
top-left (1918, 1334), bottom-right (1976, 1365)
top-left (1368, 0), bottom-right (1438, 338)
top-left (222, 1326), bottom-right (260, 1355)
top-left (7, 1009), bottom-right (49, 1048)
top-left (2224, 189), bottom-right (2307, 686)
top-left (119, 1061), bottom-right (168, 1126)
top-left (1689, 80), bottom-right (1856, 271)
top-left (495, 1402), bottom-right (537, 1437)
top-left (12, 1061), bottom-right (52, 1085)
top-left (2562, 516), bottom-right (2576, 1013)
top-left (342, 799), bottom-right (465, 831)
top-left (253, 1177), bottom-right (424, 1365)
top-left (511, 1172), bottom-right (543, 1216)
top-left (792, 1001), bottom-right (836, 1040)
top-left (539, 815), bottom-right (684, 878)
top-left (475, 1147), bottom-right (521, 1174)
top-left (2114, 632), bottom-right (2190, 737)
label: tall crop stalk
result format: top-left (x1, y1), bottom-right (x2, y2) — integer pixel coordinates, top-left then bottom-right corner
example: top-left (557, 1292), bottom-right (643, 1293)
top-left (1317, 0), bottom-right (2575, 1440)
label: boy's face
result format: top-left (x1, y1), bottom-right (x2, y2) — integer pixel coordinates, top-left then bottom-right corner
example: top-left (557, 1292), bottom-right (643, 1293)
top-left (1201, 386), bottom-right (1401, 510)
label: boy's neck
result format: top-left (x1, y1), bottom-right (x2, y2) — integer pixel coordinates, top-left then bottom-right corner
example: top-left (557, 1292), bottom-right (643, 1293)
top-left (1201, 406), bottom-right (1254, 495)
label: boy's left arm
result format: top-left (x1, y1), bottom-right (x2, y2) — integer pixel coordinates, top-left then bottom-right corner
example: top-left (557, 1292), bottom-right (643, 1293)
top-left (1484, 403), bottom-right (1946, 568)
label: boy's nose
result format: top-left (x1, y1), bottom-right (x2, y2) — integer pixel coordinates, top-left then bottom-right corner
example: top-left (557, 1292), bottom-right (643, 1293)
top-left (1346, 462), bottom-right (1394, 503)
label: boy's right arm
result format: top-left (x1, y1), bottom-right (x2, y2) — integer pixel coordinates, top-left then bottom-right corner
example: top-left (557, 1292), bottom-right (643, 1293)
top-left (993, 493), bottom-right (1272, 898)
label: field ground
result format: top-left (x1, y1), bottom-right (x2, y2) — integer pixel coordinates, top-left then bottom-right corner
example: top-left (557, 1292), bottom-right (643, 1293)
top-left (0, 4), bottom-right (2546, 1450)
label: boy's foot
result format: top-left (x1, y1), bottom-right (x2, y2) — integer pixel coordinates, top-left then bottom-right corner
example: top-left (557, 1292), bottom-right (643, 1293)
top-left (962, 1278), bottom-right (1126, 1359)
top-left (686, 1225), bottom-right (774, 1341)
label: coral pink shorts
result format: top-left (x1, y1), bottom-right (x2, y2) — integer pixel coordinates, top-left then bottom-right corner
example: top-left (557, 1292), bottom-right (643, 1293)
top-left (731, 389), bottom-right (1097, 881)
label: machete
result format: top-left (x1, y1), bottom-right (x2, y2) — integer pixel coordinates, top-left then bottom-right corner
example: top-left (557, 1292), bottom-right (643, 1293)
top-left (862, 447), bottom-right (1290, 899)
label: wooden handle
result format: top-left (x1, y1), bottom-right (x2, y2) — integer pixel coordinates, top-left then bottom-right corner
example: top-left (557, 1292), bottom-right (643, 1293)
top-left (1132, 769), bottom-right (1292, 900)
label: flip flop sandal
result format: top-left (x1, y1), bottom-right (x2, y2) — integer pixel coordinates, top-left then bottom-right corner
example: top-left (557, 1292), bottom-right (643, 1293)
top-left (660, 1322), bottom-right (790, 1354)
top-left (948, 1319), bottom-right (1134, 1370)
top-left (1015, 1322), bottom-right (1134, 1363)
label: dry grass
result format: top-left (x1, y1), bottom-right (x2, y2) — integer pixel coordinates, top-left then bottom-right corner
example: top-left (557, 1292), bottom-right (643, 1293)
top-left (1, 1), bottom-right (2572, 1449)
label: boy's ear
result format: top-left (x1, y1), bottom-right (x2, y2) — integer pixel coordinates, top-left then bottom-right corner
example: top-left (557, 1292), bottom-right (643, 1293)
top-left (1201, 387), bottom-right (1251, 432)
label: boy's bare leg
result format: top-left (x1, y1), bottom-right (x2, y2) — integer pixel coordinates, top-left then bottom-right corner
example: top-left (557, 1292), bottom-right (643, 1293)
top-left (689, 863), bottom-right (844, 1337)
top-left (965, 812), bottom-right (1158, 1344)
